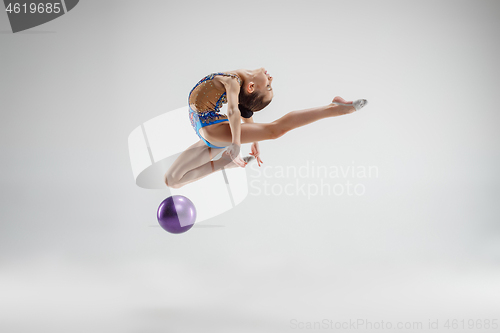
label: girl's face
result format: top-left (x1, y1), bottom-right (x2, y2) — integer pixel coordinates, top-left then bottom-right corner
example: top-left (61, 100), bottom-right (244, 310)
top-left (252, 67), bottom-right (274, 103)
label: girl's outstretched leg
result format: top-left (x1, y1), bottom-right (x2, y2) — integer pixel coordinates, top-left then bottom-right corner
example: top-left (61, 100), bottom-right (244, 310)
top-left (271, 96), bottom-right (357, 134)
top-left (202, 97), bottom-right (358, 146)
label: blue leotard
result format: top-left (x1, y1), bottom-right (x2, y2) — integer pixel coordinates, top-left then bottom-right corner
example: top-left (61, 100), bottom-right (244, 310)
top-left (188, 72), bottom-right (242, 149)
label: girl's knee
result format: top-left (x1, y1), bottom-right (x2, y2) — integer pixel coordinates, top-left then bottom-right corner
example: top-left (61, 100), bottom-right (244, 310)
top-left (165, 179), bottom-right (183, 189)
top-left (269, 122), bottom-right (286, 139)
top-left (164, 173), bottom-right (182, 189)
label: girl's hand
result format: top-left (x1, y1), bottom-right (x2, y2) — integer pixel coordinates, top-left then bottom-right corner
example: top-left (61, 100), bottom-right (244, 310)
top-left (249, 142), bottom-right (263, 167)
top-left (223, 143), bottom-right (247, 168)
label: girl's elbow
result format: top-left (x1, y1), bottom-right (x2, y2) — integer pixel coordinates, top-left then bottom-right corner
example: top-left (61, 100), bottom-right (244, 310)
top-left (227, 108), bottom-right (240, 118)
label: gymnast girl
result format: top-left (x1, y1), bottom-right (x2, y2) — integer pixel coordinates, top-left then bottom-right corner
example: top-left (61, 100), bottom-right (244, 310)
top-left (164, 67), bottom-right (368, 189)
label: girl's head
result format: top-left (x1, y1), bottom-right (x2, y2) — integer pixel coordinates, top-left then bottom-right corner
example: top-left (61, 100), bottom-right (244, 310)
top-left (238, 67), bottom-right (274, 114)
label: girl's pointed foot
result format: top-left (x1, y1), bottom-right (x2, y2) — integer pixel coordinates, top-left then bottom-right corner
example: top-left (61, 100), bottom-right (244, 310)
top-left (332, 96), bottom-right (351, 104)
top-left (220, 155), bottom-right (255, 169)
top-left (352, 99), bottom-right (368, 111)
top-left (331, 96), bottom-right (368, 111)
top-left (243, 156), bottom-right (255, 164)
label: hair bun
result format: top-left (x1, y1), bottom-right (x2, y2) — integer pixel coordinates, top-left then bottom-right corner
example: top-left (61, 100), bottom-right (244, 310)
top-left (238, 104), bottom-right (254, 118)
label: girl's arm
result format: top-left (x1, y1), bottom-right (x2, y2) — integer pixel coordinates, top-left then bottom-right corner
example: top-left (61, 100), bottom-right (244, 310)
top-left (222, 78), bottom-right (242, 145)
top-left (241, 116), bottom-right (263, 166)
top-left (219, 76), bottom-right (246, 167)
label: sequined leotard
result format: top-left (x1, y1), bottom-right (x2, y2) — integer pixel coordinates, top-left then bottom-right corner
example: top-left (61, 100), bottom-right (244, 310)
top-left (188, 72), bottom-right (242, 149)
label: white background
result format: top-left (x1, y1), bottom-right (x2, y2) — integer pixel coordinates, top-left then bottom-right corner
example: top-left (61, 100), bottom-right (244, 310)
top-left (1, 0), bottom-right (499, 332)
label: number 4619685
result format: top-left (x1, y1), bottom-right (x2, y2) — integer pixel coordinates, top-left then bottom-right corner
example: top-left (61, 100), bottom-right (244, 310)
top-left (6, 2), bottom-right (62, 14)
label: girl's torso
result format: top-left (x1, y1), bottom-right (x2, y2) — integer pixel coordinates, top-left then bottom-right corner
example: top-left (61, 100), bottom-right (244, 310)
top-left (188, 72), bottom-right (242, 113)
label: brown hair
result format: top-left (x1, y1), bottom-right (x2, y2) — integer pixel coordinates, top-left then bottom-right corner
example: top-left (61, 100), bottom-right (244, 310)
top-left (238, 85), bottom-right (272, 114)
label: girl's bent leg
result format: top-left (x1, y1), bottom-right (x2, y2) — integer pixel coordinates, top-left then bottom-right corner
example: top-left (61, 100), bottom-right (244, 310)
top-left (164, 139), bottom-right (225, 188)
top-left (172, 153), bottom-right (241, 188)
